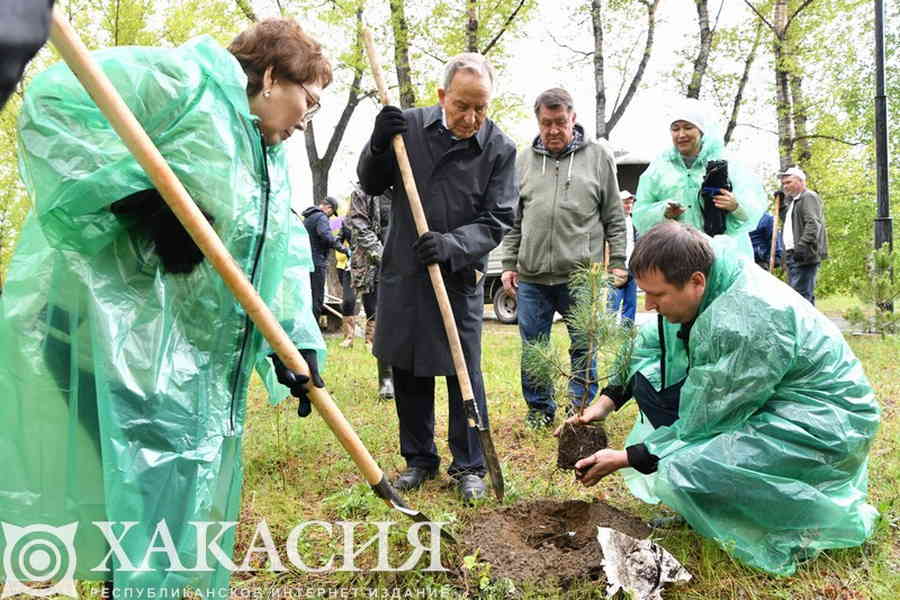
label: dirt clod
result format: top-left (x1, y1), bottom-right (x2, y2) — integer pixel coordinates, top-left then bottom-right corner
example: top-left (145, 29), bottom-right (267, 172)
top-left (462, 499), bottom-right (650, 584)
top-left (557, 422), bottom-right (608, 470)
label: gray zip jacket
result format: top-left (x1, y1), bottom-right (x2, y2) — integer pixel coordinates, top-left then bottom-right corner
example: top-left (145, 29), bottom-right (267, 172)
top-left (501, 125), bottom-right (626, 285)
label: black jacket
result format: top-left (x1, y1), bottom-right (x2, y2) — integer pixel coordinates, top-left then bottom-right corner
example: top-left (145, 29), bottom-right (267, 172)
top-left (357, 105), bottom-right (517, 375)
top-left (0, 0), bottom-right (53, 109)
top-left (301, 206), bottom-right (342, 268)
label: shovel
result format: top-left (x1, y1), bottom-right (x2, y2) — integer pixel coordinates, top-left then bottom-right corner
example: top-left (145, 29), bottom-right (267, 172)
top-left (361, 29), bottom-right (505, 501)
top-left (46, 8), bottom-right (445, 535)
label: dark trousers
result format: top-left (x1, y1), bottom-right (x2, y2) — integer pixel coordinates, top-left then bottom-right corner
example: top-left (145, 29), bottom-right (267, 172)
top-left (362, 288), bottom-right (378, 320)
top-left (787, 252), bottom-right (819, 305)
top-left (392, 365), bottom-right (487, 478)
top-left (517, 281), bottom-right (597, 418)
top-left (310, 265), bottom-right (326, 320)
top-left (337, 269), bottom-right (356, 316)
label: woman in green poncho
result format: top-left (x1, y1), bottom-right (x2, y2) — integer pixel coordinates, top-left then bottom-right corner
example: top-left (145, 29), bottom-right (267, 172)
top-left (1, 18), bottom-right (329, 597)
top-left (633, 98), bottom-right (766, 258)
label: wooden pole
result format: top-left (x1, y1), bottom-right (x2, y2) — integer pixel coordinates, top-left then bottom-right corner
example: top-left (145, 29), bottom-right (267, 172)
top-left (770, 192), bottom-right (781, 272)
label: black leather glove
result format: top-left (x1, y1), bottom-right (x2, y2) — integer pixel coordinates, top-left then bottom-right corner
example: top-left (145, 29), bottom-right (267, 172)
top-left (794, 246), bottom-right (812, 264)
top-left (370, 105), bottom-right (407, 154)
top-left (412, 231), bottom-right (451, 266)
top-left (270, 348), bottom-right (324, 418)
top-left (111, 188), bottom-right (214, 275)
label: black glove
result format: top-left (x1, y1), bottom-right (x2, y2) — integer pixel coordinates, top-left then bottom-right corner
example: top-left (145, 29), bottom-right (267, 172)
top-left (794, 246), bottom-right (812, 264)
top-left (335, 245), bottom-right (349, 256)
top-left (370, 105), bottom-right (407, 154)
top-left (270, 348), bottom-right (324, 418)
top-left (412, 231), bottom-right (451, 266)
top-left (111, 188), bottom-right (214, 275)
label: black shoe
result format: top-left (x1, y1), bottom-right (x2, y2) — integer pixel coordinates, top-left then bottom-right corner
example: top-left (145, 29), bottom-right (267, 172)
top-left (526, 409), bottom-right (554, 430)
top-left (456, 473), bottom-right (486, 503)
top-left (392, 466), bottom-right (436, 491)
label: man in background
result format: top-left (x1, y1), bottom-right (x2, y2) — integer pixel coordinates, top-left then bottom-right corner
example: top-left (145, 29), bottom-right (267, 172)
top-left (779, 167), bottom-right (827, 304)
top-left (302, 196), bottom-right (347, 323)
top-left (500, 87), bottom-right (626, 428)
top-left (607, 189), bottom-right (638, 324)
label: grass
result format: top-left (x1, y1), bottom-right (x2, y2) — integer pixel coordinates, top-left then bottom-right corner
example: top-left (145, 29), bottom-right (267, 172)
top-left (230, 295), bottom-right (899, 599)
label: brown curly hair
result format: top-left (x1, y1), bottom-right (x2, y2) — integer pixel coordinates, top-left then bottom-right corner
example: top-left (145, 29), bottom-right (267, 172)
top-left (228, 18), bottom-right (332, 98)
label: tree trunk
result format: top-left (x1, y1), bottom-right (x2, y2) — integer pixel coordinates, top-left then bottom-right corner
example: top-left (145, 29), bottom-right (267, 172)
top-left (304, 15), bottom-right (368, 202)
top-left (305, 122), bottom-right (327, 203)
top-left (605, 0), bottom-right (659, 136)
top-left (466, 0), bottom-right (478, 52)
top-left (389, 0), bottom-right (416, 107)
top-left (686, 0), bottom-right (711, 99)
top-left (773, 0), bottom-right (794, 170)
top-left (724, 22), bottom-right (762, 145)
top-left (591, 0), bottom-right (607, 139)
top-left (790, 73), bottom-right (811, 166)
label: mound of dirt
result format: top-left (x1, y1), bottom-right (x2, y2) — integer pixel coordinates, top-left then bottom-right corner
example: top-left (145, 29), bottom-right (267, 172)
top-left (462, 499), bottom-right (650, 584)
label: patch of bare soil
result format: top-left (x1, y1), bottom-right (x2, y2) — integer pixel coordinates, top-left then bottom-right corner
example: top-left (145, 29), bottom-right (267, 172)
top-left (556, 422), bottom-right (608, 470)
top-left (462, 499), bottom-right (650, 584)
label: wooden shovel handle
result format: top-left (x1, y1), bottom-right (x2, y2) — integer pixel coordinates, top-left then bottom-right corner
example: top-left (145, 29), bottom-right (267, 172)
top-left (770, 193), bottom-right (780, 272)
top-left (362, 28), bottom-right (475, 404)
top-left (48, 8), bottom-right (383, 485)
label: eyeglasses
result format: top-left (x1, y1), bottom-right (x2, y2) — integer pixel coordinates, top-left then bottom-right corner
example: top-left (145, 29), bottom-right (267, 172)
top-left (300, 82), bottom-right (321, 125)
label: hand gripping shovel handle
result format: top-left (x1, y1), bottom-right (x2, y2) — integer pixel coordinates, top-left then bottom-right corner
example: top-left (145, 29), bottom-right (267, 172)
top-left (362, 28), bottom-right (504, 501)
top-left (47, 8), bottom-right (432, 527)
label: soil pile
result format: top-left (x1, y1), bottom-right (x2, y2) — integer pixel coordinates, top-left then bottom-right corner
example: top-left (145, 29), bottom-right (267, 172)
top-left (462, 499), bottom-right (650, 583)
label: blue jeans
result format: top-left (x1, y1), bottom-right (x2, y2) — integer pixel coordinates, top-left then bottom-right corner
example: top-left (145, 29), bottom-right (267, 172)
top-left (787, 252), bottom-right (819, 305)
top-left (606, 275), bottom-right (637, 324)
top-left (517, 281), bottom-right (597, 418)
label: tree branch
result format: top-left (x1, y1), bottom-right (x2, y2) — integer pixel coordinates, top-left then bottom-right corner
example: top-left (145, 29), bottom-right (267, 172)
top-left (793, 133), bottom-right (867, 146)
top-left (607, 0), bottom-right (659, 133)
top-left (743, 0), bottom-right (775, 33)
top-left (547, 30), bottom-right (594, 57)
top-left (724, 22), bottom-right (762, 144)
top-left (480, 0), bottom-right (527, 56)
top-left (785, 0), bottom-right (815, 32)
top-left (233, 0), bottom-right (258, 22)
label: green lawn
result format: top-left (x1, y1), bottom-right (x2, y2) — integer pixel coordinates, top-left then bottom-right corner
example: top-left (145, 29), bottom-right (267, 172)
top-left (229, 299), bottom-right (898, 599)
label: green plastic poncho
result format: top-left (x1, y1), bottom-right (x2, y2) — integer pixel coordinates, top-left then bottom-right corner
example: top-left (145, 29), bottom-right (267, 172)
top-left (617, 236), bottom-right (879, 576)
top-left (0, 37), bottom-right (324, 594)
top-left (633, 117), bottom-right (766, 259)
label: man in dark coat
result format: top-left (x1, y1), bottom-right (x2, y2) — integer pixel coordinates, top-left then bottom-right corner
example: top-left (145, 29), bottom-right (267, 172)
top-left (357, 52), bottom-right (517, 502)
top-left (302, 196), bottom-right (346, 321)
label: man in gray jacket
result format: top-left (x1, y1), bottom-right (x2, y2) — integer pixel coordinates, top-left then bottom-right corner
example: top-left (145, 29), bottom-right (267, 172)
top-left (501, 88), bottom-right (627, 427)
top-left (780, 167), bottom-right (828, 305)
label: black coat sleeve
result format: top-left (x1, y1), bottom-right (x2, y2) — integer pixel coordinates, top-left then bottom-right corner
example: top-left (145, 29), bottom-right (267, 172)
top-left (441, 142), bottom-right (518, 273)
top-left (357, 139), bottom-right (399, 196)
top-left (0, 0), bottom-right (54, 109)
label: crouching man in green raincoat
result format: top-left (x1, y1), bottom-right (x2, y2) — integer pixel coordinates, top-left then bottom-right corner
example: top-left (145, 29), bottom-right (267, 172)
top-left (1, 19), bottom-right (330, 597)
top-left (561, 222), bottom-right (880, 576)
